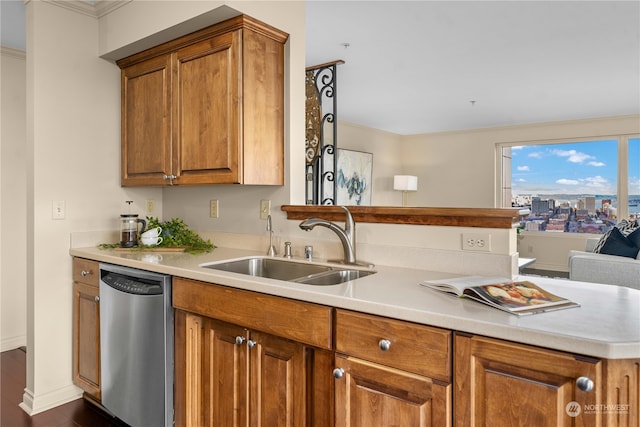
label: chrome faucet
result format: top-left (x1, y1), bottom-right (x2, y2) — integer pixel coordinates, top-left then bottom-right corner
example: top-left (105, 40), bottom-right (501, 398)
top-left (266, 215), bottom-right (276, 256)
top-left (299, 206), bottom-right (357, 264)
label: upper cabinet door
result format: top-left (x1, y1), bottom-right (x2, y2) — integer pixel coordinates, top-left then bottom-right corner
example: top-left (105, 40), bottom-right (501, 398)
top-left (118, 15), bottom-right (288, 187)
top-left (173, 31), bottom-right (241, 185)
top-left (121, 54), bottom-right (173, 186)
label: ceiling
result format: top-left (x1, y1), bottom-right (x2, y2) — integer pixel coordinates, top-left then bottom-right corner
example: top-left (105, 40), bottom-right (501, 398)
top-left (306, 1), bottom-right (640, 134)
top-left (3, 1), bottom-right (639, 135)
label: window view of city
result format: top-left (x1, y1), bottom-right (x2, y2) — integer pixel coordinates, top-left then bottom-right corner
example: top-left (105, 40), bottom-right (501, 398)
top-left (506, 138), bottom-right (639, 235)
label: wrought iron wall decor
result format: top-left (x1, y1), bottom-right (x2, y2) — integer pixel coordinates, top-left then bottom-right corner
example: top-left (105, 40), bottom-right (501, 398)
top-left (305, 60), bottom-right (344, 205)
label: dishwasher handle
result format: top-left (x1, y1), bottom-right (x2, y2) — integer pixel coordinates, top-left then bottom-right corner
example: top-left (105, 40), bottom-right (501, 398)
top-left (101, 271), bottom-right (164, 295)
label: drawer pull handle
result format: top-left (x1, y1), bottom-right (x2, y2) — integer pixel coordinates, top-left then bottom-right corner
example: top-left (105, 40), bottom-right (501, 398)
top-left (81, 270), bottom-right (91, 277)
top-left (378, 339), bottom-right (391, 351)
top-left (247, 340), bottom-right (256, 349)
top-left (94, 296), bottom-right (100, 303)
top-left (576, 376), bottom-right (594, 392)
top-left (333, 368), bottom-right (345, 379)
top-left (235, 336), bottom-right (246, 345)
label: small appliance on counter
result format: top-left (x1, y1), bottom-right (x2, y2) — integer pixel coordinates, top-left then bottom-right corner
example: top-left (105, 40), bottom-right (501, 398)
top-left (119, 201), bottom-right (146, 248)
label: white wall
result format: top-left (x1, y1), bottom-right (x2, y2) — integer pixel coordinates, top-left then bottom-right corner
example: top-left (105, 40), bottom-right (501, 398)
top-left (20, 0), bottom-right (304, 415)
top-left (338, 121), bottom-right (404, 206)
top-left (401, 115), bottom-right (640, 271)
top-left (23, 1), bottom-right (162, 414)
top-left (1, 47), bottom-right (27, 351)
top-left (403, 114), bottom-right (640, 208)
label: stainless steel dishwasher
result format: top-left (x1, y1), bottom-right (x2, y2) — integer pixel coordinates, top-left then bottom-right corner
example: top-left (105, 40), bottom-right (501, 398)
top-left (99, 263), bottom-right (173, 427)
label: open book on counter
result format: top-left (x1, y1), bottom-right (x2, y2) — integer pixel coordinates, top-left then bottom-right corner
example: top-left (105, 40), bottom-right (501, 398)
top-left (420, 276), bottom-right (580, 315)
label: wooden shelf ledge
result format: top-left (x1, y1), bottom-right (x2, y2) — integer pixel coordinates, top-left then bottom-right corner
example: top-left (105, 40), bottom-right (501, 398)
top-left (281, 206), bottom-right (520, 229)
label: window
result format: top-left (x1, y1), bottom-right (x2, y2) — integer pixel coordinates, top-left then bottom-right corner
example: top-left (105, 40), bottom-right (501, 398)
top-left (630, 137), bottom-right (640, 218)
top-left (500, 136), bottom-right (638, 234)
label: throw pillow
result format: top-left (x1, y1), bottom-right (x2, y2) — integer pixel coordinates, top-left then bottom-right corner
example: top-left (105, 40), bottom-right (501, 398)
top-left (598, 227), bottom-right (640, 258)
top-left (593, 219), bottom-right (639, 253)
top-left (627, 226), bottom-right (640, 248)
top-left (592, 229), bottom-right (612, 253)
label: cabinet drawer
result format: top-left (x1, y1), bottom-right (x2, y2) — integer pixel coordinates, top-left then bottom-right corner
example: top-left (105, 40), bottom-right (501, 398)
top-left (73, 258), bottom-right (99, 287)
top-left (335, 309), bottom-right (451, 381)
top-left (173, 278), bottom-right (333, 349)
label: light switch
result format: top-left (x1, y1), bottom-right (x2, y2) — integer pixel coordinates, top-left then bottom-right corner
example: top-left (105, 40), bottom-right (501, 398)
top-left (52, 200), bottom-right (65, 220)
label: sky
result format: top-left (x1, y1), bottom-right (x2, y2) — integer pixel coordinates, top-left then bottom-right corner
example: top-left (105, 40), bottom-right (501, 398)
top-left (511, 138), bottom-right (640, 196)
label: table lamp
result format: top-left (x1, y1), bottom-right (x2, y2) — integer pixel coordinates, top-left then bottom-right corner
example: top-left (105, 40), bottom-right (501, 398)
top-left (393, 175), bottom-right (418, 206)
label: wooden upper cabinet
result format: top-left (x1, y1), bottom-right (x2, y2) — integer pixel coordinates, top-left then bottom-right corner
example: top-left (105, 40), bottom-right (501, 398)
top-left (174, 33), bottom-right (239, 185)
top-left (121, 55), bottom-right (172, 185)
top-left (117, 15), bottom-right (288, 186)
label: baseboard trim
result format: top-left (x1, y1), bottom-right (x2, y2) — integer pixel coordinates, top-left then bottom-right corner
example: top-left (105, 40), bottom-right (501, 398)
top-left (1, 335), bottom-right (27, 352)
top-left (19, 384), bottom-right (84, 416)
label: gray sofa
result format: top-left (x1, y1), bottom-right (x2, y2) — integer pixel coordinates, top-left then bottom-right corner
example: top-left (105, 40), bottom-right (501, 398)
top-left (568, 238), bottom-right (640, 289)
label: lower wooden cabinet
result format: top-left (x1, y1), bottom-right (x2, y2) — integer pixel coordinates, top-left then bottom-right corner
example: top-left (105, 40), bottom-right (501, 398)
top-left (334, 354), bottom-right (451, 426)
top-left (455, 333), bottom-right (604, 427)
top-left (455, 333), bottom-right (640, 427)
top-left (333, 309), bottom-right (452, 426)
top-left (173, 278), bottom-right (334, 427)
top-left (71, 258), bottom-right (101, 401)
top-left (175, 312), bottom-right (315, 426)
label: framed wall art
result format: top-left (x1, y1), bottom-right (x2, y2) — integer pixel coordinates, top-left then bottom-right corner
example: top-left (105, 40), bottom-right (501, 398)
top-left (336, 149), bottom-right (373, 206)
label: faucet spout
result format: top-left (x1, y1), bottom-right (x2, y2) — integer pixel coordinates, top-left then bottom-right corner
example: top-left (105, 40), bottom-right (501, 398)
top-left (299, 206), bottom-right (357, 264)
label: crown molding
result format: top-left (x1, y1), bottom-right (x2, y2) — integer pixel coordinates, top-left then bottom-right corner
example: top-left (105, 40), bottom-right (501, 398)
top-left (1, 46), bottom-right (26, 59)
top-left (93, 0), bottom-right (131, 17)
top-left (39, 0), bottom-right (131, 19)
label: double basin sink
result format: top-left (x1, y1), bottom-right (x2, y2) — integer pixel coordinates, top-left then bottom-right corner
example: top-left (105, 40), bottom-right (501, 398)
top-left (201, 257), bottom-right (375, 286)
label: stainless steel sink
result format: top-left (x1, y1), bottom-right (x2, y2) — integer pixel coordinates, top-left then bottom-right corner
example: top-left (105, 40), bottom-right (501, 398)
top-left (200, 257), bottom-right (375, 285)
top-left (294, 269), bottom-right (375, 286)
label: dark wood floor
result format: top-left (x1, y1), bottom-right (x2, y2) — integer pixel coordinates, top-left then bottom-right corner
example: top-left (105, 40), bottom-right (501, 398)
top-left (1, 347), bottom-right (125, 427)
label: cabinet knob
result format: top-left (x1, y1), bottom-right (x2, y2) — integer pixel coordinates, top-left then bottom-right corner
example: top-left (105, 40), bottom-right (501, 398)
top-left (235, 336), bottom-right (246, 345)
top-left (94, 296), bottom-right (100, 303)
top-left (333, 368), bottom-right (345, 379)
top-left (247, 340), bottom-right (256, 349)
top-left (378, 339), bottom-right (391, 351)
top-left (576, 376), bottom-right (594, 392)
top-left (81, 270), bottom-right (91, 277)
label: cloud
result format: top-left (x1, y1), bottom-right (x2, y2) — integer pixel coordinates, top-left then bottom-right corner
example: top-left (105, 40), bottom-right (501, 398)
top-left (551, 149), bottom-right (595, 164)
top-left (584, 175), bottom-right (609, 189)
top-left (517, 178), bottom-right (527, 182)
top-left (516, 165), bottom-right (530, 171)
top-left (528, 152), bottom-right (543, 159)
top-left (556, 178), bottom-right (579, 185)
top-left (588, 161), bottom-right (605, 167)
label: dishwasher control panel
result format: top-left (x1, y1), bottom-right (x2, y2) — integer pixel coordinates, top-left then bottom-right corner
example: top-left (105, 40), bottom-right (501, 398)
top-left (101, 271), bottom-right (163, 295)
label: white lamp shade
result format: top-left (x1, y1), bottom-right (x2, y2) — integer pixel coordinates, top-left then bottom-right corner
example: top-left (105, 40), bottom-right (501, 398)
top-left (393, 175), bottom-right (418, 191)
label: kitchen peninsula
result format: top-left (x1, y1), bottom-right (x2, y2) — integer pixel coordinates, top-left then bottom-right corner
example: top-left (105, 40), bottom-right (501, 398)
top-left (70, 244), bottom-right (639, 426)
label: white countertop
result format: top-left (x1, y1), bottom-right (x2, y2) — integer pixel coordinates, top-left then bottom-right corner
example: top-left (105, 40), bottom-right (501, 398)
top-left (70, 246), bottom-right (640, 359)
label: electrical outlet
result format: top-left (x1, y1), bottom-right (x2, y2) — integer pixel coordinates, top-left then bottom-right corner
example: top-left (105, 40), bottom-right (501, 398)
top-left (210, 200), bottom-right (219, 218)
top-left (52, 200), bottom-right (65, 220)
top-left (146, 199), bottom-right (155, 214)
top-left (260, 199), bottom-right (271, 220)
top-left (462, 233), bottom-right (491, 252)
